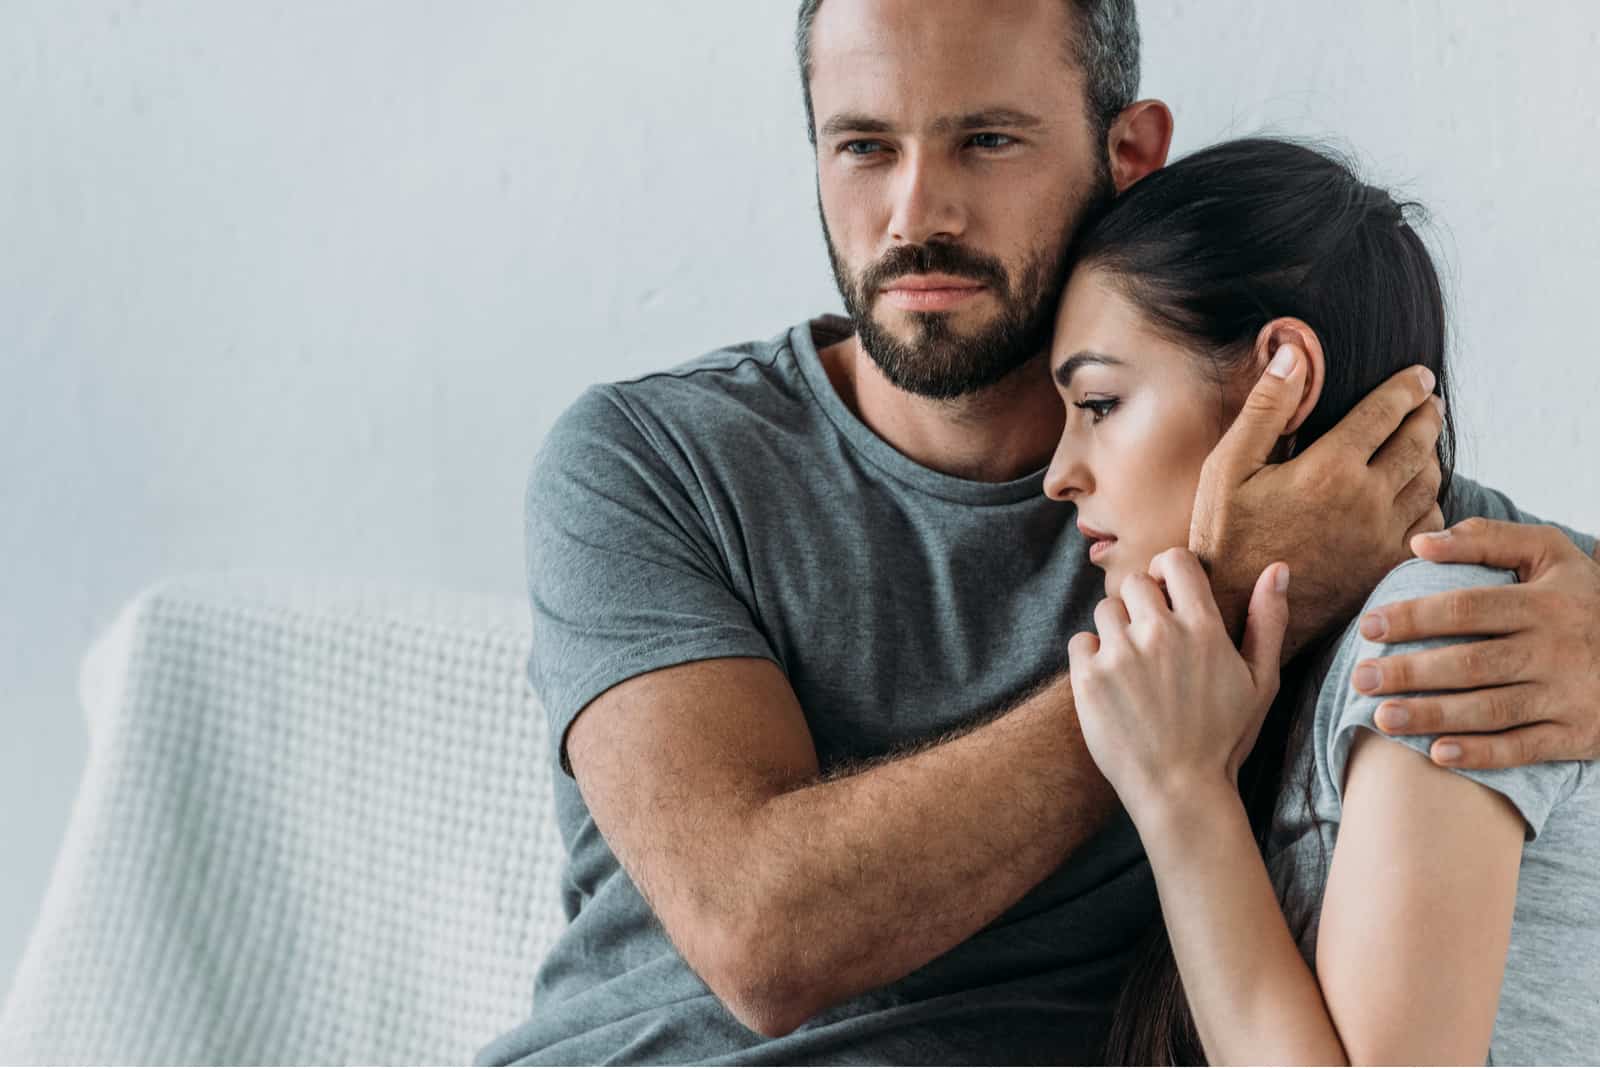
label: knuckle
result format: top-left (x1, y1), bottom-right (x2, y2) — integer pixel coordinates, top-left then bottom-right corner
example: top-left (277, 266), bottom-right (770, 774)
top-left (1486, 691), bottom-right (1518, 730)
top-left (1382, 602), bottom-right (1413, 636)
top-left (1445, 591), bottom-right (1479, 630)
top-left (1408, 698), bottom-right (1439, 731)
top-left (1382, 659), bottom-right (1408, 691)
top-left (1501, 639), bottom-right (1534, 679)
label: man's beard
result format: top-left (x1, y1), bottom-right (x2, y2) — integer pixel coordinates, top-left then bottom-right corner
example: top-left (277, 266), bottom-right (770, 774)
top-left (820, 170), bottom-right (1116, 402)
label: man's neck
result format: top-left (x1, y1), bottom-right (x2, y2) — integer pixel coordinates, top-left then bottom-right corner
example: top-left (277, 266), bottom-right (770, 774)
top-left (817, 332), bottom-right (1065, 484)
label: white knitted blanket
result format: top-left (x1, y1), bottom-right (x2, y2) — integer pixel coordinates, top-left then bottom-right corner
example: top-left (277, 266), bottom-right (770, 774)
top-left (0, 572), bottom-right (567, 1065)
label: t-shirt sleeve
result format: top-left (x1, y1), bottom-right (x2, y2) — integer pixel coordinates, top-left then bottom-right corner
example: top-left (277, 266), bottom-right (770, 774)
top-left (1317, 560), bottom-right (1586, 842)
top-left (524, 384), bottom-right (781, 777)
top-left (1445, 473), bottom-right (1596, 557)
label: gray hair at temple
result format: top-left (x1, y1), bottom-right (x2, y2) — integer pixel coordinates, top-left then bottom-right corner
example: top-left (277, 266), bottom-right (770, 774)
top-left (793, 0), bottom-right (1142, 149)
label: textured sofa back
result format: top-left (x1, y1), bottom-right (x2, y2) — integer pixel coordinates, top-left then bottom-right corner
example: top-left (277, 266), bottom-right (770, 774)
top-left (0, 572), bottom-right (567, 1065)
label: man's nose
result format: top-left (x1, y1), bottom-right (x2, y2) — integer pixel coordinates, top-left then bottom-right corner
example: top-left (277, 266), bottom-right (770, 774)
top-left (887, 149), bottom-right (966, 246)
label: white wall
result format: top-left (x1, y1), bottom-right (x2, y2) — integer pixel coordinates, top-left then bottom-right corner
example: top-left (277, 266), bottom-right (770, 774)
top-left (3, 0), bottom-right (1597, 997)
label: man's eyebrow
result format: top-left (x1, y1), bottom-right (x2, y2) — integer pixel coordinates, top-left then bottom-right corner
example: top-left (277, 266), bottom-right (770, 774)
top-left (818, 108), bottom-right (1045, 140)
top-left (1054, 351), bottom-right (1126, 390)
top-left (931, 109), bottom-right (1044, 135)
top-left (819, 113), bottom-right (895, 138)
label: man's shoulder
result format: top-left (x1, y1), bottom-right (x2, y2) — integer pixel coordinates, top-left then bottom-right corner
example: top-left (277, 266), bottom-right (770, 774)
top-left (536, 317), bottom-right (838, 481)
top-left (601, 319), bottom-right (818, 410)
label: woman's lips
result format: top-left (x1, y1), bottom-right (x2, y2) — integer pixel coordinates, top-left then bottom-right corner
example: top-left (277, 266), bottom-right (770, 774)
top-left (1078, 521), bottom-right (1117, 564)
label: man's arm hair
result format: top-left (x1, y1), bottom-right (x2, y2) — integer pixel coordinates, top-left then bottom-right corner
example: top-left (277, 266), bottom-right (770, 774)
top-left (565, 656), bottom-right (1115, 1038)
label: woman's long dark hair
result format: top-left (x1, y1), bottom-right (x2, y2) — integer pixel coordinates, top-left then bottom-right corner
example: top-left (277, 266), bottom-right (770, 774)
top-left (1067, 138), bottom-right (1459, 1065)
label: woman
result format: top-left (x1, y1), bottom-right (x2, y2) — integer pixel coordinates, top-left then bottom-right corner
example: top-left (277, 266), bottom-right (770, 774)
top-left (1041, 138), bottom-right (1599, 1064)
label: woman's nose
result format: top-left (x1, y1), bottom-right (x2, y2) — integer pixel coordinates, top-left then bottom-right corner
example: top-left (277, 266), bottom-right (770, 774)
top-left (1043, 450), bottom-right (1091, 502)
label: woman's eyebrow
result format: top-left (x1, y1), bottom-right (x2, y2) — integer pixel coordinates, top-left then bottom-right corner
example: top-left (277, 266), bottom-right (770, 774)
top-left (1053, 351), bottom-right (1126, 390)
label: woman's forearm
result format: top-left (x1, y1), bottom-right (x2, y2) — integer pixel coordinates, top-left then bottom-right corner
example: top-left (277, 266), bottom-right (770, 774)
top-left (1133, 783), bottom-right (1349, 1066)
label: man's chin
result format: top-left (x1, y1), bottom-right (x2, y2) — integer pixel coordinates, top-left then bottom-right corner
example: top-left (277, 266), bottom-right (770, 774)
top-left (870, 303), bottom-right (992, 342)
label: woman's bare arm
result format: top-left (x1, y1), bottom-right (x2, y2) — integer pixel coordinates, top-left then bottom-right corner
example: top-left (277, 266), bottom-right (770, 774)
top-left (1135, 728), bottom-right (1522, 1064)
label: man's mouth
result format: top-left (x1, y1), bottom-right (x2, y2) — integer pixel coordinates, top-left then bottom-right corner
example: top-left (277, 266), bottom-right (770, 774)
top-left (879, 273), bottom-right (988, 312)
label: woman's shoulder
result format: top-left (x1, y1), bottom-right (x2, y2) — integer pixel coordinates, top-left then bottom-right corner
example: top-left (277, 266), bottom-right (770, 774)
top-left (1357, 558), bottom-right (1517, 619)
top-left (1302, 558), bottom-right (1583, 842)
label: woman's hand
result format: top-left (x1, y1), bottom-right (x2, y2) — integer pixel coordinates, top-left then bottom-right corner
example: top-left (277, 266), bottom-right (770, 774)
top-left (1067, 548), bottom-right (1292, 822)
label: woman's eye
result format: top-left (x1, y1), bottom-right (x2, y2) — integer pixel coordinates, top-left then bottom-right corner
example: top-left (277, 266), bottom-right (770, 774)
top-left (1073, 397), bottom-right (1119, 425)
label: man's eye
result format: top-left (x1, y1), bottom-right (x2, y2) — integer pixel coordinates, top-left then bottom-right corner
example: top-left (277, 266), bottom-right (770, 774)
top-left (1073, 397), bottom-right (1119, 424)
top-left (968, 133), bottom-right (1017, 150)
top-left (841, 140), bottom-right (885, 157)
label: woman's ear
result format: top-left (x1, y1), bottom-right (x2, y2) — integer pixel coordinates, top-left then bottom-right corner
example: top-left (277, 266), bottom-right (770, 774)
top-left (1250, 317), bottom-right (1326, 438)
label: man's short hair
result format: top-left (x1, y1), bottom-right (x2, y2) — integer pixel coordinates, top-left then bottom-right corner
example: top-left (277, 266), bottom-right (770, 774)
top-left (794, 0), bottom-right (1141, 148)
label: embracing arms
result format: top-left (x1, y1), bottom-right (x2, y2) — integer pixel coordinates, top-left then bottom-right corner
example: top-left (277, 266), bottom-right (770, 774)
top-left (1190, 345), bottom-right (1600, 767)
top-left (565, 659), bottom-right (1113, 1037)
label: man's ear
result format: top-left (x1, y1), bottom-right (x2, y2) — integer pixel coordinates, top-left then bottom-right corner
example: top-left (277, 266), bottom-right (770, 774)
top-left (1106, 99), bottom-right (1173, 194)
top-left (1250, 318), bottom-right (1327, 438)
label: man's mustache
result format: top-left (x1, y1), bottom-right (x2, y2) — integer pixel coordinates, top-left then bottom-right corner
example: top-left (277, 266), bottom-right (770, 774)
top-left (861, 243), bottom-right (1010, 296)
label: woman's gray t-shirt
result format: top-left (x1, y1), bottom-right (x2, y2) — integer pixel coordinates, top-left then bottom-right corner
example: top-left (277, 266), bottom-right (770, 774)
top-left (1269, 559), bottom-right (1600, 1065)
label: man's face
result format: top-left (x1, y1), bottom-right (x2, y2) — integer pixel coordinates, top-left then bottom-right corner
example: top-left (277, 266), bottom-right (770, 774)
top-left (809, 0), bottom-right (1114, 400)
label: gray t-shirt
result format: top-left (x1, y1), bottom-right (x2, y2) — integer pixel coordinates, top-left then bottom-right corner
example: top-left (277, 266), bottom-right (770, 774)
top-left (1269, 560), bottom-right (1600, 1065)
top-left (475, 315), bottom-right (1596, 1066)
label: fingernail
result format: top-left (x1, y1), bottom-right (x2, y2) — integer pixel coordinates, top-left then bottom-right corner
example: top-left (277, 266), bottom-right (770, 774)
top-left (1418, 366), bottom-right (1437, 392)
top-left (1360, 612), bottom-right (1388, 640)
top-left (1354, 664), bottom-right (1381, 693)
top-left (1434, 742), bottom-right (1463, 764)
top-left (1275, 564), bottom-right (1291, 594)
top-left (1422, 529), bottom-right (1452, 541)
top-left (1376, 703), bottom-right (1408, 731)
top-left (1430, 394), bottom-right (1446, 417)
top-left (1267, 345), bottom-right (1298, 379)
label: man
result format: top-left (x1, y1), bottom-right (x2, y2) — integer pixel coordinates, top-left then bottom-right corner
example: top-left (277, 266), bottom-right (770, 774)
top-left (476, 2), bottom-right (1600, 1063)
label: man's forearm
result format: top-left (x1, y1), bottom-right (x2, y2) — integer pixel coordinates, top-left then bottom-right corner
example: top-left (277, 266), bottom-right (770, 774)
top-left (725, 674), bottom-right (1117, 1034)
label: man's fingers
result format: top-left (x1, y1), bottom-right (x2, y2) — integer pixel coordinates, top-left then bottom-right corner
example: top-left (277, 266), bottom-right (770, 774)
top-left (1352, 636), bottom-right (1532, 696)
top-left (1206, 343), bottom-right (1306, 484)
top-left (1359, 584), bottom-right (1535, 644)
top-left (1372, 683), bottom-right (1540, 736)
top-left (1427, 723), bottom-right (1568, 771)
top-left (1409, 517), bottom-right (1567, 583)
top-left (1403, 502), bottom-right (1446, 548)
top-left (1368, 393), bottom-right (1444, 498)
top-left (1309, 365), bottom-right (1436, 465)
top-left (1240, 563), bottom-right (1291, 689)
top-left (1395, 441), bottom-right (1446, 521)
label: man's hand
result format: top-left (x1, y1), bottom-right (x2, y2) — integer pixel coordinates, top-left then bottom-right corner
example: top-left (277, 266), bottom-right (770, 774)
top-left (1350, 518), bottom-right (1600, 768)
top-left (1189, 345), bottom-right (1445, 657)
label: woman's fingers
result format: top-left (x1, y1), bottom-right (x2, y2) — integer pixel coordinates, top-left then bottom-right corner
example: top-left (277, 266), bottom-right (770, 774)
top-left (1240, 563), bottom-right (1291, 688)
top-left (1147, 548), bottom-right (1224, 628)
top-left (1094, 597), bottom-right (1131, 647)
top-left (1120, 572), bottom-right (1171, 624)
top-left (1067, 630), bottom-right (1101, 672)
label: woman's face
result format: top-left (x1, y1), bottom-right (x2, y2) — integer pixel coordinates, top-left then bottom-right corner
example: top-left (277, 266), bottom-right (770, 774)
top-left (1043, 267), bottom-right (1240, 595)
